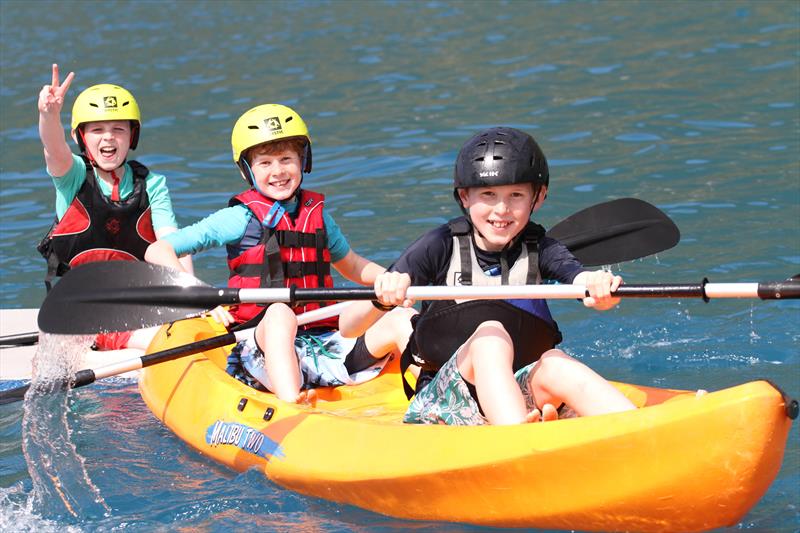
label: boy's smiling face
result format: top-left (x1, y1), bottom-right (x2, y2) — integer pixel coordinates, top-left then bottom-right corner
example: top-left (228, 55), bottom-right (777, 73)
top-left (458, 183), bottom-right (545, 252)
top-left (249, 148), bottom-right (303, 200)
top-left (77, 120), bottom-right (132, 171)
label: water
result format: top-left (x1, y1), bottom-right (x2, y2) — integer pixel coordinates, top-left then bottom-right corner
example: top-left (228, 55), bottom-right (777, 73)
top-left (1, 0), bottom-right (798, 530)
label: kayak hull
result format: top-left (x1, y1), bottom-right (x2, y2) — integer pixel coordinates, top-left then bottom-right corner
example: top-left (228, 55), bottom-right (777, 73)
top-left (139, 318), bottom-right (793, 531)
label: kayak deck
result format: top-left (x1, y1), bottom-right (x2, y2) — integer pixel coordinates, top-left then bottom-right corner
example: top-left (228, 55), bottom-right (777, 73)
top-left (139, 318), bottom-right (794, 531)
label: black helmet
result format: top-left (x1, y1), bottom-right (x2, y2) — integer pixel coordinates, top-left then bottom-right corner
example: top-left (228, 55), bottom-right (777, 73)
top-left (454, 127), bottom-right (549, 191)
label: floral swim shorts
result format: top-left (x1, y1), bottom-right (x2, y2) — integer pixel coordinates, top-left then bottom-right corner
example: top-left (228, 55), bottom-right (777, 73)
top-left (403, 353), bottom-right (571, 425)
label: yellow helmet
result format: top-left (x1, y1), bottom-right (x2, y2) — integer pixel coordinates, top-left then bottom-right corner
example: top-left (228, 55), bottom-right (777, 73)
top-left (231, 104), bottom-right (312, 174)
top-left (71, 84), bottom-right (141, 150)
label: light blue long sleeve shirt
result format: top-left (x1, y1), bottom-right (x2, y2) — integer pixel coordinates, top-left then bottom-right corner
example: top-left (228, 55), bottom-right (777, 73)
top-left (163, 197), bottom-right (350, 262)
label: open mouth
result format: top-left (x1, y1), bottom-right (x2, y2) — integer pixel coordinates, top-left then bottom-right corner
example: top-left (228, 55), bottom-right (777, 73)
top-left (98, 146), bottom-right (117, 158)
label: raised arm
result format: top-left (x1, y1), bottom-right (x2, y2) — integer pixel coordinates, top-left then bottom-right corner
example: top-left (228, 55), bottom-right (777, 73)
top-left (38, 64), bottom-right (75, 177)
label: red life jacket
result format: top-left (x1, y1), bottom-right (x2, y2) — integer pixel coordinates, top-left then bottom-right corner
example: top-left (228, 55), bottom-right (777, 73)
top-left (38, 157), bottom-right (156, 290)
top-left (226, 188), bottom-right (337, 329)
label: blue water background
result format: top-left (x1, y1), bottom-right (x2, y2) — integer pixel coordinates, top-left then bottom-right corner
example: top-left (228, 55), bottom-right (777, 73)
top-left (1, 0), bottom-right (798, 531)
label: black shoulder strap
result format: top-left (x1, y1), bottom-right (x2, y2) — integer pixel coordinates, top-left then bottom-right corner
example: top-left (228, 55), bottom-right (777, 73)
top-left (448, 217), bottom-right (472, 286)
top-left (79, 154), bottom-right (97, 196)
top-left (523, 221), bottom-right (546, 243)
top-left (447, 216), bottom-right (471, 235)
top-left (522, 222), bottom-right (545, 284)
top-left (127, 160), bottom-right (150, 209)
top-left (127, 159), bottom-right (149, 181)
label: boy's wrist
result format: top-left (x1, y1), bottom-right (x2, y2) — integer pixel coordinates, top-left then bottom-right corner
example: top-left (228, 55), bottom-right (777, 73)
top-left (371, 300), bottom-right (396, 312)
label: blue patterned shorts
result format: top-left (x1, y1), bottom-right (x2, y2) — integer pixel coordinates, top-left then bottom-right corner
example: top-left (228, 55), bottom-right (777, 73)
top-left (226, 329), bottom-right (387, 392)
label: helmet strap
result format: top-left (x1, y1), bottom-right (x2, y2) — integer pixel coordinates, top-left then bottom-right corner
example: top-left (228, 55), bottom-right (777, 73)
top-left (76, 128), bottom-right (95, 165)
top-left (240, 158), bottom-right (255, 186)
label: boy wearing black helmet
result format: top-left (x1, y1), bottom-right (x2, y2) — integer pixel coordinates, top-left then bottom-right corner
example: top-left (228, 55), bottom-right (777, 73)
top-left (340, 127), bottom-right (635, 425)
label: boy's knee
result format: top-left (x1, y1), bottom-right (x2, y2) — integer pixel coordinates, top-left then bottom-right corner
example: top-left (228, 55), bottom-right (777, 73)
top-left (464, 321), bottom-right (513, 363)
top-left (387, 306), bottom-right (416, 327)
top-left (473, 320), bottom-right (511, 342)
top-left (262, 303), bottom-right (297, 323)
top-left (535, 349), bottom-right (583, 383)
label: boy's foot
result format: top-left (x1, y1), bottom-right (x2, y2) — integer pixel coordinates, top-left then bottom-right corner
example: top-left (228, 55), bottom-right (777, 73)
top-left (525, 403), bottom-right (559, 423)
top-left (295, 388), bottom-right (318, 406)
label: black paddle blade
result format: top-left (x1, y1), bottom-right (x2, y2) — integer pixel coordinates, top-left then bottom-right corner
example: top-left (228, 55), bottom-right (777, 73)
top-left (547, 198), bottom-right (680, 266)
top-left (38, 262), bottom-right (218, 334)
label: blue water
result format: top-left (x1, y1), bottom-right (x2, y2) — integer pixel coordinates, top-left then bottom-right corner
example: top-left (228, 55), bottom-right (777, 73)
top-left (1, 0), bottom-right (798, 531)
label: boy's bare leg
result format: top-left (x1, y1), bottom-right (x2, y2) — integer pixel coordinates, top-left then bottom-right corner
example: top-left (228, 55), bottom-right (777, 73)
top-left (458, 321), bottom-right (529, 425)
top-left (258, 303), bottom-right (303, 403)
top-left (528, 350), bottom-right (635, 417)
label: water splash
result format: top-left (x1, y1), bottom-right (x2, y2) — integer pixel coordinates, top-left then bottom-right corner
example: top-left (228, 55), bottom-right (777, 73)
top-left (21, 334), bottom-right (110, 521)
top-left (749, 304), bottom-right (761, 342)
top-left (0, 484), bottom-right (82, 533)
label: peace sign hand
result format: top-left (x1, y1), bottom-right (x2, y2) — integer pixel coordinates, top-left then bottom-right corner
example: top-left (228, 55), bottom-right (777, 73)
top-left (38, 63), bottom-right (75, 115)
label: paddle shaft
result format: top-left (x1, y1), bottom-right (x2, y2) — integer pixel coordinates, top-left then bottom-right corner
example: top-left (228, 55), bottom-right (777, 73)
top-left (224, 279), bottom-right (800, 303)
top-left (0, 331), bottom-right (38, 346)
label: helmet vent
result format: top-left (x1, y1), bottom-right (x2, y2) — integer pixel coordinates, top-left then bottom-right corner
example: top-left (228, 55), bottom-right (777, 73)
top-left (475, 156), bottom-right (485, 162)
top-left (121, 101), bottom-right (129, 107)
top-left (89, 103), bottom-right (99, 108)
top-left (286, 116), bottom-right (293, 122)
top-left (248, 125), bottom-right (259, 130)
top-left (493, 155), bottom-right (503, 160)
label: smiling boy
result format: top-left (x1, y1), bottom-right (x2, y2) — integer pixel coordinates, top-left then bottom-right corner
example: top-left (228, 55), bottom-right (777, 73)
top-left (340, 127), bottom-right (636, 425)
top-left (145, 103), bottom-right (413, 404)
top-left (37, 64), bottom-right (191, 350)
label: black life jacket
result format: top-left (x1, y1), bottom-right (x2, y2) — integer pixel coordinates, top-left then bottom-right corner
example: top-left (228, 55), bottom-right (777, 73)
top-left (37, 157), bottom-right (155, 290)
top-left (400, 216), bottom-right (562, 398)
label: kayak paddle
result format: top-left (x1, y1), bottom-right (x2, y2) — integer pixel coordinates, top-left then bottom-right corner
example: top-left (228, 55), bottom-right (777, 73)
top-left (37, 198), bottom-right (680, 334)
top-left (0, 302), bottom-right (351, 405)
top-left (38, 260), bottom-right (798, 335)
top-left (9, 197), bottom-right (681, 344)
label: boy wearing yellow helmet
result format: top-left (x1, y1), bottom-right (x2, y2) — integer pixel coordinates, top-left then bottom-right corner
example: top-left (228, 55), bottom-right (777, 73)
top-left (37, 64), bottom-right (192, 350)
top-left (146, 104), bottom-right (413, 404)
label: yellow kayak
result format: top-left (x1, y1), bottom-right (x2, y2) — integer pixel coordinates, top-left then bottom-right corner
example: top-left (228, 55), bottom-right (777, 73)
top-left (139, 318), bottom-right (795, 531)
